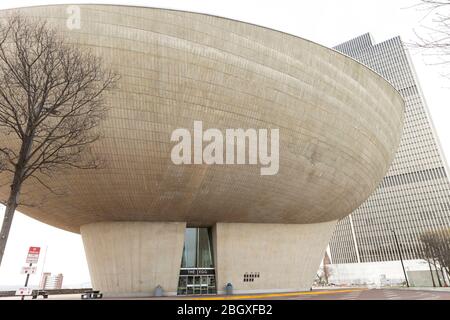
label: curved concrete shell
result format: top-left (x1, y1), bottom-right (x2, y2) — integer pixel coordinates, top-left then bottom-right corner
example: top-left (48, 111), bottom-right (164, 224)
top-left (0, 5), bottom-right (404, 296)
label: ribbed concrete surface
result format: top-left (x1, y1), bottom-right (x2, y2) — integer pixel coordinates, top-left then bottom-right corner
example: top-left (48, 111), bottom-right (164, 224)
top-left (80, 222), bottom-right (186, 296)
top-left (0, 5), bottom-right (404, 232)
top-left (213, 221), bottom-right (337, 294)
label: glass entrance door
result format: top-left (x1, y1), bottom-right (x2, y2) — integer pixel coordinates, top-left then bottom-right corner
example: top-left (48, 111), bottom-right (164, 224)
top-left (178, 274), bottom-right (216, 295)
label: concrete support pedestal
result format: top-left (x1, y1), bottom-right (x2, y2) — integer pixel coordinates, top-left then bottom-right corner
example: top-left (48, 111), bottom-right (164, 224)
top-left (80, 222), bottom-right (186, 297)
top-left (81, 220), bottom-right (336, 297)
top-left (212, 221), bottom-right (337, 294)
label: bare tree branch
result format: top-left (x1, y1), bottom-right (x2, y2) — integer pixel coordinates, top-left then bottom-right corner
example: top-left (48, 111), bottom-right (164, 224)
top-left (409, 1), bottom-right (450, 78)
top-left (0, 12), bottom-right (119, 266)
top-left (420, 228), bottom-right (450, 286)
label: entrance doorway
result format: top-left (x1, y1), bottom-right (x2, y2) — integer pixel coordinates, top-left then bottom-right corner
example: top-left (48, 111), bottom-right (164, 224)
top-left (177, 228), bottom-right (216, 295)
top-left (178, 271), bottom-right (216, 295)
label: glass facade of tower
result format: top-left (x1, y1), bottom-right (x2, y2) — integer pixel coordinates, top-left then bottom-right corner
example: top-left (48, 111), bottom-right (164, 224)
top-left (181, 228), bottom-right (215, 268)
top-left (329, 33), bottom-right (450, 264)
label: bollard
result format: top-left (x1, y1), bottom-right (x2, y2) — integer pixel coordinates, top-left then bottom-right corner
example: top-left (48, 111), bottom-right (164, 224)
top-left (225, 283), bottom-right (233, 295)
top-left (154, 285), bottom-right (164, 297)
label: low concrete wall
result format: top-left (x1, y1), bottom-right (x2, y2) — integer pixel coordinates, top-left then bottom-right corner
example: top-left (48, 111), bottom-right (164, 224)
top-left (407, 270), bottom-right (446, 287)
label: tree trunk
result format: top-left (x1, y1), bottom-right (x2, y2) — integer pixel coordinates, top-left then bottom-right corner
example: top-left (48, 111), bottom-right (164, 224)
top-left (0, 138), bottom-right (30, 266)
top-left (444, 267), bottom-right (450, 283)
top-left (428, 259), bottom-right (436, 287)
top-left (439, 267), bottom-right (447, 286)
top-left (0, 183), bottom-right (21, 266)
top-left (435, 261), bottom-right (443, 287)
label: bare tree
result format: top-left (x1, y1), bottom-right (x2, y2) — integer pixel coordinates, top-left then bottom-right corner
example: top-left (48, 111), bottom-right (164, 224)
top-left (322, 263), bottom-right (333, 284)
top-left (419, 229), bottom-right (450, 286)
top-left (411, 1), bottom-right (450, 77)
top-left (0, 14), bottom-right (118, 266)
top-left (316, 252), bottom-right (333, 286)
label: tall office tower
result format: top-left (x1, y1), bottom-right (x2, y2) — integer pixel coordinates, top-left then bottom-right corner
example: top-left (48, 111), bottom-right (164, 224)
top-left (329, 33), bottom-right (450, 268)
top-left (40, 272), bottom-right (64, 290)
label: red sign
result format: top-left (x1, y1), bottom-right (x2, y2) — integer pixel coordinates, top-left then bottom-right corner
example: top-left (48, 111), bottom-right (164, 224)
top-left (25, 246), bottom-right (41, 264)
top-left (28, 247), bottom-right (40, 254)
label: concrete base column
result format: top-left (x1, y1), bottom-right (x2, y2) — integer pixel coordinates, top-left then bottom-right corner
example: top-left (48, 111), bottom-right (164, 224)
top-left (212, 221), bottom-right (337, 294)
top-left (80, 221), bottom-right (186, 297)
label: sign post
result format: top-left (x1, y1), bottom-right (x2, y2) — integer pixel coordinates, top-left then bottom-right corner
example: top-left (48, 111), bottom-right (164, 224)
top-left (18, 247), bottom-right (40, 300)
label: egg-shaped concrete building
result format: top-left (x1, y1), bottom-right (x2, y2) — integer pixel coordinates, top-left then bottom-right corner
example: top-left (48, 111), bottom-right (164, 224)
top-left (0, 5), bottom-right (404, 296)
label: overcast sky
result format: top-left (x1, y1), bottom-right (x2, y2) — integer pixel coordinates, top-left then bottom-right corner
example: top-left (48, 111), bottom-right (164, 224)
top-left (0, 0), bottom-right (449, 288)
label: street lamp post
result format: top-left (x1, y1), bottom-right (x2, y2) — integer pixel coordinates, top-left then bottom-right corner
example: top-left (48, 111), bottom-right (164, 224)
top-left (390, 228), bottom-right (410, 287)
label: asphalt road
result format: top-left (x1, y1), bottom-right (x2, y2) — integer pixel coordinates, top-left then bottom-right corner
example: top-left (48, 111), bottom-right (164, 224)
top-left (2, 288), bottom-right (450, 300)
top-left (195, 288), bottom-right (450, 300)
top-left (247, 288), bottom-right (450, 300)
